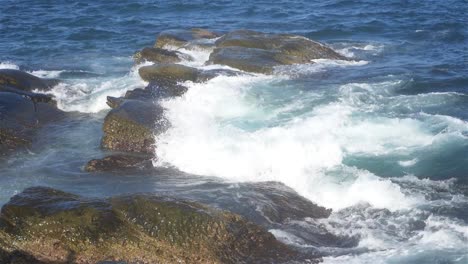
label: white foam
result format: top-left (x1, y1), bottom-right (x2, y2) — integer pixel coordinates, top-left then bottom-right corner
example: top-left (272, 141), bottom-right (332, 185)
top-left (399, 158), bottom-right (419, 167)
top-left (30, 70), bottom-right (63, 79)
top-left (154, 75), bottom-right (444, 210)
top-left (0, 61), bottom-right (19, 70)
top-left (337, 43), bottom-right (384, 57)
top-left (47, 63), bottom-right (148, 113)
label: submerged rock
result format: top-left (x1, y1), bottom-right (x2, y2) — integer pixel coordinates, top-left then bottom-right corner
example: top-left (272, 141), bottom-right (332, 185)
top-left (155, 28), bottom-right (219, 48)
top-left (0, 92), bottom-right (64, 156)
top-left (0, 187), bottom-right (306, 264)
top-left (85, 154), bottom-right (154, 172)
top-left (101, 99), bottom-right (167, 154)
top-left (246, 181), bottom-right (332, 223)
top-left (208, 29), bottom-right (348, 73)
top-left (134, 47), bottom-right (187, 64)
top-left (0, 69), bottom-right (59, 92)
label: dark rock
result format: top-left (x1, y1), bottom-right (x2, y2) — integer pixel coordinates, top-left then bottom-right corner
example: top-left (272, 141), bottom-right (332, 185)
top-left (144, 78), bottom-right (189, 98)
top-left (101, 99), bottom-right (167, 154)
top-left (155, 28), bottom-right (219, 49)
top-left (0, 92), bottom-right (64, 156)
top-left (139, 63), bottom-right (242, 84)
top-left (208, 46), bottom-right (302, 74)
top-left (216, 30), bottom-right (347, 61)
top-left (138, 64), bottom-right (201, 82)
top-left (246, 181), bottom-right (332, 223)
top-left (208, 30), bottom-right (348, 73)
top-left (106, 96), bottom-right (125, 109)
top-left (134, 47), bottom-right (190, 64)
top-left (0, 69), bottom-right (59, 92)
top-left (85, 154), bottom-right (154, 172)
top-left (0, 187), bottom-right (305, 264)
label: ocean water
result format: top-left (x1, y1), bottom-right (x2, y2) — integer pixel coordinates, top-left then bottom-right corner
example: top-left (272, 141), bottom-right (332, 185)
top-left (1, 0), bottom-right (467, 263)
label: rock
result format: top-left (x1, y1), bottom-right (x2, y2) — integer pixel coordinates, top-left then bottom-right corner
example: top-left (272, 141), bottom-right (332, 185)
top-left (0, 69), bottom-right (59, 92)
top-left (101, 99), bottom-right (167, 154)
top-left (216, 30), bottom-right (347, 61)
top-left (245, 181), bottom-right (332, 223)
top-left (139, 63), bottom-right (242, 83)
top-left (0, 187), bottom-right (305, 264)
top-left (134, 47), bottom-right (189, 64)
top-left (105, 96), bottom-right (125, 109)
top-left (208, 30), bottom-right (348, 73)
top-left (138, 64), bottom-right (202, 82)
top-left (85, 154), bottom-right (154, 172)
top-left (208, 46), bottom-right (303, 74)
top-left (155, 28), bottom-right (219, 49)
top-left (0, 92), bottom-right (64, 156)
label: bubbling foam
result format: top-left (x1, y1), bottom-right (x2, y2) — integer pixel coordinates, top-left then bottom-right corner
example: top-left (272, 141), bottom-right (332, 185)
top-left (153, 73), bottom-right (462, 210)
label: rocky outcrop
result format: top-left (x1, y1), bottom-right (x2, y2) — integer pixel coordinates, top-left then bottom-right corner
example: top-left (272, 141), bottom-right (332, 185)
top-left (91, 28), bottom-right (347, 167)
top-left (208, 29), bottom-right (348, 73)
top-left (85, 154), bottom-right (153, 172)
top-left (134, 47), bottom-right (189, 64)
top-left (101, 99), bottom-right (167, 154)
top-left (138, 63), bottom-right (202, 82)
top-left (0, 69), bottom-right (59, 92)
top-left (154, 28), bottom-right (219, 49)
top-left (242, 181), bottom-right (332, 224)
top-left (0, 187), bottom-right (308, 264)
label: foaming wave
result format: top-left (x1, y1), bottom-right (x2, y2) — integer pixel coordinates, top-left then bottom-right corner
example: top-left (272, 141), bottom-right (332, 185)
top-left (0, 61), bottom-right (19, 70)
top-left (47, 62), bottom-right (149, 113)
top-left (336, 43), bottom-right (384, 58)
top-left (154, 74), bottom-right (455, 211)
top-left (30, 70), bottom-right (63, 79)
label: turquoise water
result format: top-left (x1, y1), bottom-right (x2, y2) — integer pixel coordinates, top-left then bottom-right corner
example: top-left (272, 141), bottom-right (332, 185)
top-left (1, 1), bottom-right (467, 263)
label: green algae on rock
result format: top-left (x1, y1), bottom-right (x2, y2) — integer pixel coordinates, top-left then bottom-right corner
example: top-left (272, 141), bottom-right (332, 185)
top-left (208, 29), bottom-right (348, 73)
top-left (101, 99), bottom-right (167, 154)
top-left (0, 187), bottom-right (308, 264)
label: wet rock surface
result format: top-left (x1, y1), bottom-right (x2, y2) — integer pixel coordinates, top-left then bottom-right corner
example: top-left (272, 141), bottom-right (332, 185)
top-left (208, 29), bottom-right (348, 73)
top-left (0, 187), bottom-right (312, 264)
top-left (134, 47), bottom-right (186, 64)
top-left (0, 69), bottom-right (59, 92)
top-left (85, 154), bottom-right (154, 172)
top-left (101, 99), bottom-right (167, 154)
top-left (0, 90), bottom-right (64, 156)
top-left (138, 63), bottom-right (201, 82)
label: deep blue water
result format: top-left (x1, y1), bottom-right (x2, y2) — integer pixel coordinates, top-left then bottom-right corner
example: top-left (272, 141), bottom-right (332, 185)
top-left (1, 1), bottom-right (467, 263)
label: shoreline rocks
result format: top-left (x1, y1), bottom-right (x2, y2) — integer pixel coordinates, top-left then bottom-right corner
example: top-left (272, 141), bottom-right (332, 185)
top-left (89, 28), bottom-right (349, 171)
top-left (0, 187), bottom-right (310, 264)
top-left (0, 70), bottom-right (64, 156)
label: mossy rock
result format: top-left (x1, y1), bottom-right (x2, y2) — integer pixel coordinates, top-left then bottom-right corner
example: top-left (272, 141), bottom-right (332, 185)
top-left (134, 47), bottom-right (188, 64)
top-left (0, 187), bottom-right (306, 263)
top-left (85, 154), bottom-right (153, 172)
top-left (155, 28), bottom-right (219, 49)
top-left (208, 46), bottom-right (305, 74)
top-left (0, 69), bottom-right (59, 92)
top-left (138, 64), bottom-right (201, 83)
top-left (208, 30), bottom-right (348, 73)
top-left (101, 99), bottom-right (167, 154)
top-left (216, 30), bottom-right (347, 61)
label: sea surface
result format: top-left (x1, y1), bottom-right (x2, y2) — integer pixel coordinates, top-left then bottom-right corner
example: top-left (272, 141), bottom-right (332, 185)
top-left (1, 0), bottom-right (467, 263)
